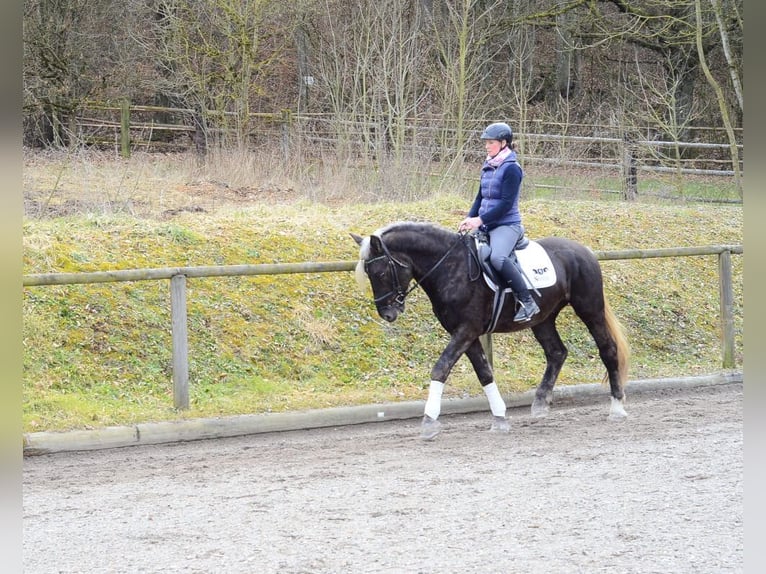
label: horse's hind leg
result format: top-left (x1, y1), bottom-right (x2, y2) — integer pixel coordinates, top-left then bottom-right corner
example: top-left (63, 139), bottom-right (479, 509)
top-left (529, 318), bottom-right (568, 418)
top-left (572, 299), bottom-right (629, 420)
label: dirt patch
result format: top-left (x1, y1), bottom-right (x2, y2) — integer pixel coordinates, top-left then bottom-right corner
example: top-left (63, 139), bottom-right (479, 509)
top-left (23, 382), bottom-right (743, 573)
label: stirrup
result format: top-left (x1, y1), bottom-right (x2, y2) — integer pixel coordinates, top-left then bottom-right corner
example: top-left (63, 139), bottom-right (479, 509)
top-left (513, 300), bottom-right (539, 322)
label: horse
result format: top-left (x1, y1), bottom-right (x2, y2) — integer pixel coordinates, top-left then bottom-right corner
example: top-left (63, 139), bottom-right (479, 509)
top-left (351, 221), bottom-right (630, 440)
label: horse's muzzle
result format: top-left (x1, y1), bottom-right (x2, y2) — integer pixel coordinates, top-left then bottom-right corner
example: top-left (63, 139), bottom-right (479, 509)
top-left (377, 304), bottom-right (402, 322)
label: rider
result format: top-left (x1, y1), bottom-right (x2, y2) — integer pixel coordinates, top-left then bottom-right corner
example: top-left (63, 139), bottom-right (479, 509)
top-left (458, 121), bottom-right (540, 322)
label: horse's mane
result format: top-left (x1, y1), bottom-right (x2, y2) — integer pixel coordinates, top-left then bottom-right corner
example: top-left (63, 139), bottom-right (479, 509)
top-left (378, 221), bottom-right (456, 248)
top-left (354, 221), bottom-right (457, 290)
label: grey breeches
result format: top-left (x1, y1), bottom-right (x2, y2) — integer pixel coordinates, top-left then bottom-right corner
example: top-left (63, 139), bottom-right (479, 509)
top-left (487, 223), bottom-right (524, 271)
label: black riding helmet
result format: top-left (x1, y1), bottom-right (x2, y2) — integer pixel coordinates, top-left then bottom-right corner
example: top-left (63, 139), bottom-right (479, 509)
top-left (480, 122), bottom-right (513, 144)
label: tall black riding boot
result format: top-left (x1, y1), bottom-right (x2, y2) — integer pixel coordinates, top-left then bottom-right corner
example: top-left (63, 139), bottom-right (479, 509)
top-left (499, 258), bottom-right (540, 322)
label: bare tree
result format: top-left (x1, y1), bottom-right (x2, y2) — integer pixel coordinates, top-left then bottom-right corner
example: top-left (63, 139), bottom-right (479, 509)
top-left (553, 0), bottom-right (583, 101)
top-left (141, 0), bottom-right (284, 150)
top-left (694, 0), bottom-right (742, 195)
top-left (310, 0), bottom-right (429, 162)
top-left (708, 0), bottom-right (743, 116)
top-left (629, 48), bottom-right (705, 193)
top-left (494, 0), bottom-right (738, 141)
top-left (23, 0), bottom-right (138, 146)
top-left (580, 0), bottom-right (741, 141)
top-left (22, 0), bottom-right (742, 176)
top-left (503, 0), bottom-right (541, 162)
top-left (427, 0), bottom-right (506, 159)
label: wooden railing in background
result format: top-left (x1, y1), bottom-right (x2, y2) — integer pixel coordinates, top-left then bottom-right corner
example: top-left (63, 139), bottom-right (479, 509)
top-left (24, 245), bottom-right (743, 410)
top-left (70, 101), bottom-right (743, 201)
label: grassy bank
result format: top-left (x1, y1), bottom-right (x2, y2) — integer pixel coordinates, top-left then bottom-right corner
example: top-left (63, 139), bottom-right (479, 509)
top-left (22, 192), bottom-right (743, 433)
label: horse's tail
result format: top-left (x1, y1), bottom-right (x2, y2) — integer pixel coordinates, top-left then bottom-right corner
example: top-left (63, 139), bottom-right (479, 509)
top-left (601, 295), bottom-right (630, 392)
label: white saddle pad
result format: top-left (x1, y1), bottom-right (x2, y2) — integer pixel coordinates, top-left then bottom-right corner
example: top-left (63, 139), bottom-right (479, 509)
top-left (482, 240), bottom-right (557, 291)
top-left (516, 240), bottom-right (557, 289)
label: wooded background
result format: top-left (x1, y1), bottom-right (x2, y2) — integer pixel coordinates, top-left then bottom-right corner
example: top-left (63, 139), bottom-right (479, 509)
top-left (23, 0), bottom-right (743, 191)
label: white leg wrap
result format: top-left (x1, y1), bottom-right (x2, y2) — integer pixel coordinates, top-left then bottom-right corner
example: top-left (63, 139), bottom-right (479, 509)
top-left (483, 382), bottom-right (507, 417)
top-left (424, 380), bottom-right (445, 420)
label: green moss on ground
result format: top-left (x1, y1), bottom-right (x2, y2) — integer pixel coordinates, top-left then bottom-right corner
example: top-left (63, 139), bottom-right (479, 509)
top-left (23, 196), bottom-right (743, 432)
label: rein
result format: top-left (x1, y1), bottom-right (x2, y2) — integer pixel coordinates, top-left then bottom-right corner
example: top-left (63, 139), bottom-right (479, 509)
top-left (366, 232), bottom-right (469, 306)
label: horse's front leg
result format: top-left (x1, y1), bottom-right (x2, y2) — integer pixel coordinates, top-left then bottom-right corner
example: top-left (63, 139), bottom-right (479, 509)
top-left (421, 332), bottom-right (476, 440)
top-left (421, 334), bottom-right (509, 439)
top-left (464, 339), bottom-right (510, 434)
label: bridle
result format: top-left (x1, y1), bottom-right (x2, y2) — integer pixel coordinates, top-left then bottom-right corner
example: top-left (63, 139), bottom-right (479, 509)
top-left (364, 239), bottom-right (411, 306)
top-left (364, 233), bottom-right (467, 307)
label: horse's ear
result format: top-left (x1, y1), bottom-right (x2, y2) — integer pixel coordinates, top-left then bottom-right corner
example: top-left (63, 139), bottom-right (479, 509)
top-left (369, 235), bottom-right (383, 253)
top-left (350, 232), bottom-right (364, 246)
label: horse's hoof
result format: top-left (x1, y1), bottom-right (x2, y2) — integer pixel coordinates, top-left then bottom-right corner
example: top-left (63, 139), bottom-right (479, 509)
top-left (490, 415), bottom-right (510, 433)
top-left (420, 415), bottom-right (442, 440)
top-left (530, 399), bottom-right (550, 418)
top-left (608, 397), bottom-right (628, 421)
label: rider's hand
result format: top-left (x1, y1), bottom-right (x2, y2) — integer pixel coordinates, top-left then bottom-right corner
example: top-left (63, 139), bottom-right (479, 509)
top-left (458, 216), bottom-right (482, 233)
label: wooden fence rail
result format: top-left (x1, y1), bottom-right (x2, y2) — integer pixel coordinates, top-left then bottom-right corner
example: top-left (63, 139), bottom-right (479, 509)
top-left (23, 245), bottom-right (743, 410)
top-left (72, 102), bottom-right (743, 188)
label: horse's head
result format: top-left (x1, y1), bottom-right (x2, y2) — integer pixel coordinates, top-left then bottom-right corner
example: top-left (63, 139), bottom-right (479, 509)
top-left (352, 232), bottom-right (413, 322)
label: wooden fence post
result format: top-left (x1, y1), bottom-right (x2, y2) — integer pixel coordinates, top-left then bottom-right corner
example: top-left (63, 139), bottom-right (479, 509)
top-left (281, 109), bottom-right (292, 158)
top-left (622, 134), bottom-right (637, 200)
top-left (120, 99), bottom-right (131, 158)
top-left (192, 107), bottom-right (207, 157)
top-left (718, 250), bottom-right (735, 368)
top-left (170, 274), bottom-right (190, 409)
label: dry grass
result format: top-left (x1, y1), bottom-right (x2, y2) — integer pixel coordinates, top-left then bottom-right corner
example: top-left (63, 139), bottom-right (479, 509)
top-left (23, 147), bottom-right (469, 219)
top-left (24, 146), bottom-right (741, 221)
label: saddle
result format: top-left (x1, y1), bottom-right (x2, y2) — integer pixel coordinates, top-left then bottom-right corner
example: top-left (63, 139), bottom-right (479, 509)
top-left (474, 231), bottom-right (530, 288)
top-left (473, 231), bottom-right (555, 334)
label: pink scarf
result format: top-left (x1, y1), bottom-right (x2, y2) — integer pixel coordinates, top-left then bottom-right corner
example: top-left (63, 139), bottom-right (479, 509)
top-left (485, 146), bottom-right (513, 168)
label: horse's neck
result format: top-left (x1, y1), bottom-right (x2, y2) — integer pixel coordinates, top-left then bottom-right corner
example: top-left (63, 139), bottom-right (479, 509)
top-left (392, 235), bottom-right (462, 292)
top-left (390, 239), bottom-right (442, 278)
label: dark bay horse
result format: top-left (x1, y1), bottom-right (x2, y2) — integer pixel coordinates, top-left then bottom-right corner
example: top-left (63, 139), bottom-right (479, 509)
top-left (352, 221), bottom-right (630, 440)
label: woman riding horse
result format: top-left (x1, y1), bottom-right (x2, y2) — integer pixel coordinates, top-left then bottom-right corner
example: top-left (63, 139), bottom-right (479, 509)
top-left (458, 121), bottom-right (540, 323)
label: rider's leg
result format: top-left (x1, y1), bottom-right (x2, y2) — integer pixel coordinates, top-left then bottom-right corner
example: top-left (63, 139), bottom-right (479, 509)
top-left (499, 257), bottom-right (540, 322)
top-left (488, 225), bottom-right (540, 323)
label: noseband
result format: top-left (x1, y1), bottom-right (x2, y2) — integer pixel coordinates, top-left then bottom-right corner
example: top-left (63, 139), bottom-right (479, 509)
top-left (364, 233), bottom-right (466, 307)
